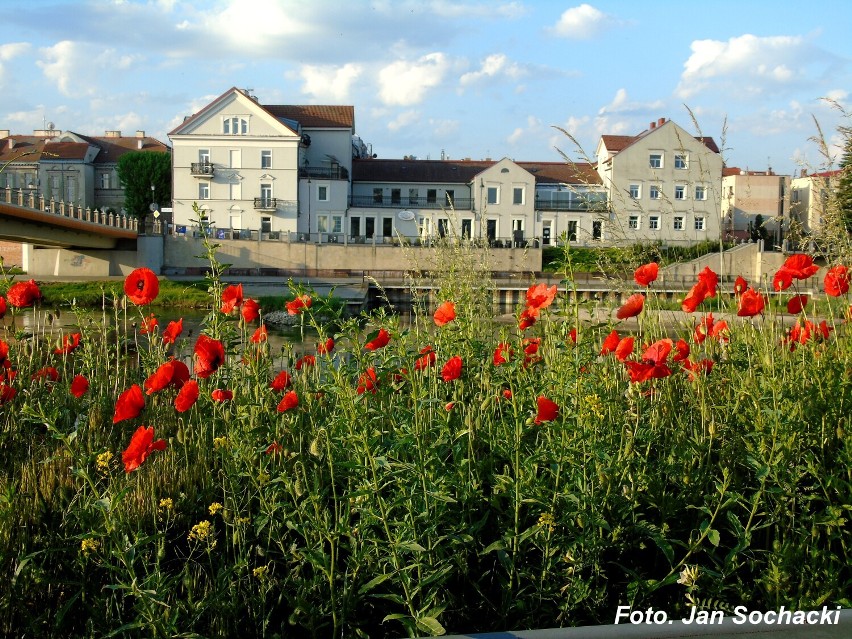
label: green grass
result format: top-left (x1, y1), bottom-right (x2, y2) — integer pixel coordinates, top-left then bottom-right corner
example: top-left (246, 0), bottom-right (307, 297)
top-left (542, 241), bottom-right (735, 273)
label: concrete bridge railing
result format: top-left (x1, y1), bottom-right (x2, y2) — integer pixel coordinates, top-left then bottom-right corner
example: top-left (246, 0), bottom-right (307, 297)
top-left (1, 186), bottom-right (138, 233)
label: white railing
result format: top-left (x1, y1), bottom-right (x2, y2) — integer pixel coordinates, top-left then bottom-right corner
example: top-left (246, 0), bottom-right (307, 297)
top-left (1, 186), bottom-right (138, 232)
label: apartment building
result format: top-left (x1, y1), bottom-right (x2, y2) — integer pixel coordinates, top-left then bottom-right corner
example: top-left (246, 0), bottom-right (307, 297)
top-left (169, 87), bottom-right (353, 239)
top-left (721, 168), bottom-right (789, 245)
top-left (595, 118), bottom-right (723, 246)
top-left (790, 170), bottom-right (841, 235)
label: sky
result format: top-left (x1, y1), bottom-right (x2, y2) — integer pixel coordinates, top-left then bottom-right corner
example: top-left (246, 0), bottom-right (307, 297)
top-left (1, 0), bottom-right (850, 175)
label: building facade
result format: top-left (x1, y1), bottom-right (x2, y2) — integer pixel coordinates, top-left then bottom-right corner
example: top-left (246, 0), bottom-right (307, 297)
top-left (790, 170), bottom-right (841, 236)
top-left (721, 168), bottom-right (790, 246)
top-left (595, 118), bottom-right (723, 246)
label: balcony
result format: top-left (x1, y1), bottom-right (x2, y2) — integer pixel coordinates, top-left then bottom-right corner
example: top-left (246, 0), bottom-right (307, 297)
top-left (191, 162), bottom-right (215, 177)
top-left (534, 197), bottom-right (608, 212)
top-left (254, 197), bottom-right (278, 210)
top-left (349, 195), bottom-right (473, 210)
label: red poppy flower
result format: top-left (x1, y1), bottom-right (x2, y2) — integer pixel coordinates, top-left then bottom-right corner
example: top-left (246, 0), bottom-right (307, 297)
top-left (697, 267), bottom-right (718, 298)
top-left (824, 265), bottom-right (850, 297)
top-left (672, 338), bottom-right (690, 362)
top-left (518, 307), bottom-right (537, 330)
top-left (113, 384), bottom-right (145, 423)
top-left (493, 342), bottom-right (514, 366)
top-left (682, 358), bottom-right (714, 381)
top-left (642, 339), bottom-right (673, 365)
top-left (356, 367), bottom-right (379, 394)
top-left (220, 284), bottom-right (243, 314)
top-left (124, 268), bottom-right (159, 306)
top-left (250, 325), bottom-right (268, 343)
top-left (0, 295), bottom-right (6, 318)
top-left (693, 313), bottom-right (713, 343)
top-left (600, 329), bottom-right (620, 355)
top-left (734, 276), bottom-right (748, 296)
top-left (624, 360), bottom-right (672, 383)
top-left (6, 280), bottom-right (42, 308)
top-left (32, 366), bottom-right (59, 382)
top-left (265, 441), bottom-right (283, 455)
top-left (174, 380), bottom-right (199, 413)
top-left (364, 328), bottom-right (390, 351)
top-left (710, 320), bottom-right (729, 342)
top-left (534, 396), bottom-right (559, 425)
top-left (54, 332), bottom-right (82, 355)
top-left (122, 425), bottom-right (167, 473)
top-left (277, 390), bottom-right (299, 412)
top-left (444, 401), bottom-right (456, 411)
top-left (70, 374), bottom-right (89, 398)
top-left (616, 293), bottom-right (645, 320)
top-left (144, 360), bottom-right (189, 395)
top-left (441, 355), bottom-right (463, 382)
top-left (140, 314), bottom-right (158, 335)
top-left (317, 338), bottom-right (335, 354)
top-left (634, 262), bottom-right (659, 286)
top-left (787, 294), bottom-right (809, 314)
top-left (0, 383), bottom-right (16, 405)
top-left (211, 389), bottom-right (233, 402)
top-left (781, 254), bottom-right (820, 280)
top-left (286, 294), bottom-right (312, 315)
top-left (614, 336), bottom-right (634, 362)
top-left (0, 340), bottom-right (8, 367)
top-left (295, 355), bottom-right (315, 370)
top-left (194, 334), bottom-right (225, 378)
top-left (737, 288), bottom-right (765, 317)
top-left (502, 388), bottom-right (513, 400)
top-left (414, 345), bottom-right (436, 371)
top-left (526, 283), bottom-right (558, 314)
top-left (241, 298), bottom-right (260, 322)
top-left (682, 280), bottom-right (710, 313)
top-left (433, 301), bottom-right (456, 326)
top-left (567, 327), bottom-right (577, 344)
top-left (773, 268), bottom-right (793, 292)
top-left (162, 318), bottom-right (183, 345)
top-left (270, 370), bottom-right (292, 392)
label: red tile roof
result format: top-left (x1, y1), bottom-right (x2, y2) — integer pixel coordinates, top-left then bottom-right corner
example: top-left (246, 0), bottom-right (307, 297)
top-left (264, 105), bottom-right (354, 129)
top-left (600, 129), bottom-right (720, 155)
top-left (77, 133), bottom-right (170, 164)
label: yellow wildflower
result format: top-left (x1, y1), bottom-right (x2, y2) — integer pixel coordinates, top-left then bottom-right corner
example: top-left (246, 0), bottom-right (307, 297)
top-left (96, 451), bottom-right (113, 475)
top-left (538, 512), bottom-right (556, 532)
top-left (189, 520), bottom-right (213, 542)
top-left (213, 436), bottom-right (228, 450)
top-left (158, 498), bottom-right (174, 512)
top-left (209, 502), bottom-right (223, 516)
top-left (253, 565), bottom-right (269, 580)
top-left (80, 538), bottom-right (100, 555)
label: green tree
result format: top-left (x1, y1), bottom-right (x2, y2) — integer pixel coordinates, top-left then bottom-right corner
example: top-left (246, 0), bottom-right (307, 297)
top-left (835, 134), bottom-right (852, 233)
top-left (116, 151), bottom-right (172, 225)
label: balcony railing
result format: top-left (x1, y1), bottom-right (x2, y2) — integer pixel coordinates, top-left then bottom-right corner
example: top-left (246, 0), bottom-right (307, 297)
top-left (254, 197), bottom-right (278, 210)
top-left (349, 195), bottom-right (473, 210)
top-left (190, 162), bottom-right (215, 177)
top-left (299, 166), bottom-right (349, 180)
top-left (534, 198), bottom-right (608, 212)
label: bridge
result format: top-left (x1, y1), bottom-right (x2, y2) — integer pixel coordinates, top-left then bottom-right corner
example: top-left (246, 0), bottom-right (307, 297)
top-left (0, 187), bottom-right (138, 249)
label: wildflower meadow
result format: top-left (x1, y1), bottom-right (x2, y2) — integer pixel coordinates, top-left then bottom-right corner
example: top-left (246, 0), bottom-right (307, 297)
top-left (0, 233), bottom-right (850, 637)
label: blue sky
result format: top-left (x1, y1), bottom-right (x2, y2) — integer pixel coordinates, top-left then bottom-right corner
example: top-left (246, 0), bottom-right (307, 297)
top-left (1, 0), bottom-right (850, 175)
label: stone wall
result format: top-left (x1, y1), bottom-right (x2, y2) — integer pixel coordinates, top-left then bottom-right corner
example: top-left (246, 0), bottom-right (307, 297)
top-left (0, 241), bottom-right (23, 270)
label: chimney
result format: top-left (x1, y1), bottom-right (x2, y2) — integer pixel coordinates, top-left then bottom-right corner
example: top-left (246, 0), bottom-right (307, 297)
top-left (7, 138), bottom-right (14, 151)
top-left (105, 130), bottom-right (121, 138)
top-left (136, 130), bottom-right (145, 138)
top-left (0, 129), bottom-right (9, 139)
top-left (137, 139), bottom-right (143, 150)
top-left (650, 121), bottom-right (656, 129)
top-left (657, 117), bottom-right (666, 127)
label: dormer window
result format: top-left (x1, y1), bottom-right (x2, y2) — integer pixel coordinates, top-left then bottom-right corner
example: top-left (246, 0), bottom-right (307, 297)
top-left (223, 117), bottom-right (248, 135)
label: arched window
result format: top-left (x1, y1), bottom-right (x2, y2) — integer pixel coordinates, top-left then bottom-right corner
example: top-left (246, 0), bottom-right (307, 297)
top-left (223, 117), bottom-right (248, 135)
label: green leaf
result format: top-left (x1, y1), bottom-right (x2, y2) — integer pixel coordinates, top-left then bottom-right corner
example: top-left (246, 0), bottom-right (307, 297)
top-left (416, 616), bottom-right (446, 636)
top-left (358, 573), bottom-right (390, 595)
top-left (707, 528), bottom-right (720, 547)
top-left (481, 540), bottom-right (504, 555)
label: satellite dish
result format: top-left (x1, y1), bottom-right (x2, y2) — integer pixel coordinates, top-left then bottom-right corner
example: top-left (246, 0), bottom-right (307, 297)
top-left (47, 122), bottom-right (55, 130)
top-left (397, 210), bottom-right (415, 221)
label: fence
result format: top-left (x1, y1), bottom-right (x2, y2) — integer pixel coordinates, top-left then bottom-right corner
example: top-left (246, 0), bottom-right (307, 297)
top-left (1, 187), bottom-right (138, 232)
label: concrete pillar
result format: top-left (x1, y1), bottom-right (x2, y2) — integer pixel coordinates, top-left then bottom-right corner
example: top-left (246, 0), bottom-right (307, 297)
top-left (137, 234), bottom-right (164, 273)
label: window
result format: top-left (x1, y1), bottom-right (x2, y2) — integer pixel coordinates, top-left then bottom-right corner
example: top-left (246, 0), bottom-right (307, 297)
top-left (649, 215), bottom-right (660, 230)
top-left (649, 153), bottom-right (662, 169)
top-left (438, 218), bottom-right (448, 237)
top-left (649, 185), bottom-right (660, 200)
top-left (373, 188), bottom-right (383, 204)
top-left (513, 186), bottom-right (524, 205)
top-left (694, 185), bottom-right (706, 201)
top-left (792, 190), bottom-right (799, 203)
top-left (567, 220), bottom-right (577, 242)
top-left (382, 218), bottom-right (393, 237)
top-left (592, 220), bottom-right (602, 240)
top-left (629, 184), bottom-right (641, 199)
top-left (487, 186), bottom-right (499, 205)
top-left (199, 149), bottom-right (210, 163)
top-left (408, 188), bottom-right (419, 205)
top-left (427, 189), bottom-right (437, 204)
top-left (675, 154), bottom-right (688, 169)
top-left (199, 183), bottom-right (209, 199)
top-left (694, 216), bottom-right (705, 231)
top-left (261, 150), bottom-right (272, 169)
top-left (260, 183), bottom-right (272, 206)
top-left (261, 217), bottom-right (271, 233)
top-left (628, 215), bottom-right (640, 230)
top-left (673, 216), bottom-right (684, 231)
top-left (461, 218), bottom-right (472, 238)
top-left (223, 117), bottom-right (248, 135)
top-left (229, 182), bottom-right (241, 200)
top-left (391, 188), bottom-right (401, 204)
top-left (317, 185), bottom-right (328, 202)
top-left (100, 172), bottom-right (111, 189)
top-left (317, 214), bottom-right (329, 233)
top-left (445, 189), bottom-right (454, 206)
top-left (331, 215), bottom-right (343, 234)
top-left (675, 185), bottom-right (686, 200)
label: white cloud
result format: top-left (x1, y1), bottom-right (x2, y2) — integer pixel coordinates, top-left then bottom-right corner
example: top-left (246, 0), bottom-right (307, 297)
top-left (297, 63), bottom-right (363, 101)
top-left (459, 54), bottom-right (526, 88)
top-left (425, 0), bottom-right (526, 19)
top-left (598, 88), bottom-right (665, 115)
top-left (824, 89), bottom-right (849, 103)
top-left (676, 34), bottom-right (835, 99)
top-left (37, 41), bottom-right (81, 96)
top-left (548, 4), bottom-right (611, 40)
top-left (387, 110), bottom-right (420, 132)
top-left (378, 53), bottom-right (451, 106)
top-left (37, 41), bottom-right (143, 97)
top-left (0, 42), bottom-right (30, 85)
